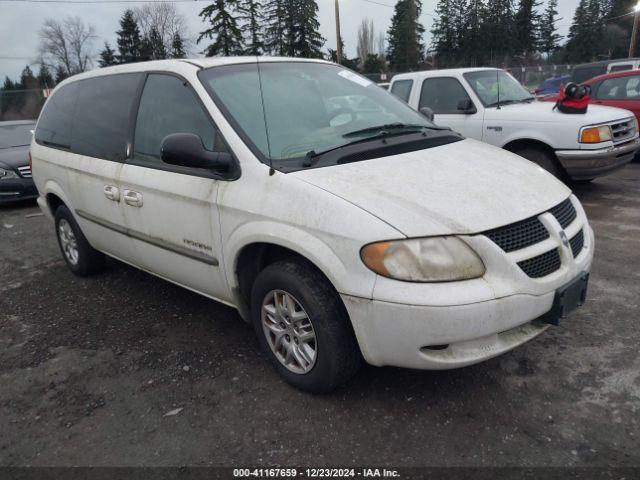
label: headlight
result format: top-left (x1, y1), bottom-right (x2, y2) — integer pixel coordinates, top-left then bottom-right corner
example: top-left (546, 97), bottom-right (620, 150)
top-left (360, 237), bottom-right (485, 282)
top-left (580, 125), bottom-right (612, 144)
top-left (0, 168), bottom-right (18, 180)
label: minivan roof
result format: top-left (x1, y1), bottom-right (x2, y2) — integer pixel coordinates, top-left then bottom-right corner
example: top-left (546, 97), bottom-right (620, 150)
top-left (56, 56), bottom-right (331, 86)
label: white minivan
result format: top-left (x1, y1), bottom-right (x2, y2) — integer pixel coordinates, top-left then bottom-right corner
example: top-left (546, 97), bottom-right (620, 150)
top-left (32, 58), bottom-right (594, 392)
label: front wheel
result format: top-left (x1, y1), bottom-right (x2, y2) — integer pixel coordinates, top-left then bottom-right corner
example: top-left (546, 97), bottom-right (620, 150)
top-left (54, 205), bottom-right (105, 276)
top-left (251, 260), bottom-right (361, 393)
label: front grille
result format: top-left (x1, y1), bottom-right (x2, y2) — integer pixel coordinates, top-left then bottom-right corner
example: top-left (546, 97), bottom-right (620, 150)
top-left (549, 198), bottom-right (577, 228)
top-left (483, 197), bottom-right (580, 279)
top-left (570, 229), bottom-right (585, 258)
top-left (610, 118), bottom-right (637, 144)
top-left (484, 216), bottom-right (549, 253)
top-left (17, 165), bottom-right (32, 178)
top-left (517, 249), bottom-right (562, 278)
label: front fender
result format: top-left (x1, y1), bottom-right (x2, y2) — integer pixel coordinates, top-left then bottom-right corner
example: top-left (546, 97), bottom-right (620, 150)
top-left (223, 220), bottom-right (355, 295)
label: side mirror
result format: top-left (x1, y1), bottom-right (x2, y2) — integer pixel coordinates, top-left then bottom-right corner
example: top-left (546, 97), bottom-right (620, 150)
top-left (419, 107), bottom-right (435, 122)
top-left (161, 133), bottom-right (232, 172)
top-left (457, 99), bottom-right (477, 114)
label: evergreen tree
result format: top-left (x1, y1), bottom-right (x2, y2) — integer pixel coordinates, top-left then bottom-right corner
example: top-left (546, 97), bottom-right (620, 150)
top-left (482, 0), bottom-right (515, 65)
top-left (117, 9), bottom-right (143, 63)
top-left (98, 42), bottom-right (118, 67)
top-left (19, 66), bottom-right (38, 90)
top-left (148, 26), bottom-right (168, 59)
top-left (565, 0), bottom-right (603, 63)
top-left (539, 0), bottom-right (561, 58)
top-left (362, 53), bottom-right (386, 73)
top-left (54, 65), bottom-right (68, 84)
top-left (431, 0), bottom-right (457, 66)
top-left (460, 0), bottom-right (488, 67)
top-left (37, 63), bottom-right (54, 88)
top-left (263, 0), bottom-right (286, 55)
top-left (387, 0), bottom-right (425, 71)
top-left (292, 0), bottom-right (325, 58)
top-left (198, 0), bottom-right (244, 56)
top-left (239, 0), bottom-right (263, 55)
top-left (170, 32), bottom-right (187, 58)
top-left (514, 0), bottom-right (541, 57)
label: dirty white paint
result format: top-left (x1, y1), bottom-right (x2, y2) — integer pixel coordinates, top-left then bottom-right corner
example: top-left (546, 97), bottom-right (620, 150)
top-left (31, 58), bottom-right (596, 372)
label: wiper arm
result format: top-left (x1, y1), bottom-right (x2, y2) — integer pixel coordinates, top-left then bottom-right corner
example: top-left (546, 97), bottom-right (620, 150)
top-left (343, 123), bottom-right (434, 138)
top-left (486, 99), bottom-right (519, 108)
top-left (303, 130), bottom-right (426, 168)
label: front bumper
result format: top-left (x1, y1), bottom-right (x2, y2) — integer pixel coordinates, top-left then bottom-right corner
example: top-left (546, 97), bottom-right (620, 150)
top-left (343, 200), bottom-right (595, 370)
top-left (556, 137), bottom-right (640, 180)
top-left (0, 176), bottom-right (38, 204)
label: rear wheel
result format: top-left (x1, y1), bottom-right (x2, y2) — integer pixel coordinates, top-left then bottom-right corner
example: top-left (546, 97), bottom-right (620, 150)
top-left (54, 205), bottom-right (105, 276)
top-left (514, 147), bottom-right (564, 179)
top-left (251, 259), bottom-right (361, 393)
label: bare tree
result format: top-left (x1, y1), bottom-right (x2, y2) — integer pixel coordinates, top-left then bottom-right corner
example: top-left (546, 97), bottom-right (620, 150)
top-left (357, 18), bottom-right (375, 68)
top-left (134, 2), bottom-right (190, 55)
top-left (39, 17), bottom-right (96, 75)
top-left (376, 32), bottom-right (386, 58)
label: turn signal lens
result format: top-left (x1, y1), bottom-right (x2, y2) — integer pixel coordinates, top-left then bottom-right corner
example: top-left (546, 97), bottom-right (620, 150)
top-left (580, 126), bottom-right (612, 144)
top-left (360, 237), bottom-right (485, 282)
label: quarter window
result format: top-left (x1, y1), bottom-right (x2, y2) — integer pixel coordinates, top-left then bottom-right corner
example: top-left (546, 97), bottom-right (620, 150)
top-left (133, 74), bottom-right (224, 163)
top-left (34, 83), bottom-right (78, 149)
top-left (390, 80), bottom-right (413, 103)
top-left (419, 78), bottom-right (473, 114)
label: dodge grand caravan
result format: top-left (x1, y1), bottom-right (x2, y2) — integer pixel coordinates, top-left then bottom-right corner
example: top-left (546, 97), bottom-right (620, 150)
top-left (31, 58), bottom-right (594, 392)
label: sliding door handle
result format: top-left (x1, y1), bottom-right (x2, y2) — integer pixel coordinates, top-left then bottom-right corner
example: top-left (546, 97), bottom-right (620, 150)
top-left (123, 189), bottom-right (143, 207)
top-left (103, 185), bottom-right (120, 202)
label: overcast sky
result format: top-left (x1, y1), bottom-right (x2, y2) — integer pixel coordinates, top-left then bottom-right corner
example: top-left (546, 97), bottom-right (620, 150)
top-left (0, 0), bottom-right (581, 81)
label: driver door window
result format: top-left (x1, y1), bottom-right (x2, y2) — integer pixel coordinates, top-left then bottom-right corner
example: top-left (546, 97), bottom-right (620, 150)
top-left (133, 74), bottom-right (227, 167)
top-left (419, 78), bottom-right (473, 114)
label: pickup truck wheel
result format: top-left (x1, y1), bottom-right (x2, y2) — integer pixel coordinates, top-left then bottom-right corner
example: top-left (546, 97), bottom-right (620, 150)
top-left (251, 260), bottom-right (361, 393)
top-left (514, 147), bottom-right (563, 179)
top-left (54, 205), bottom-right (105, 276)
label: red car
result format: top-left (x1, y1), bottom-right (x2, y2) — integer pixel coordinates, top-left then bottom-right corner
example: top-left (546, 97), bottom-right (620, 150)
top-left (544, 70), bottom-right (640, 124)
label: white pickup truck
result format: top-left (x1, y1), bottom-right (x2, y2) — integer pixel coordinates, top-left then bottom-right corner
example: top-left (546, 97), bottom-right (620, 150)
top-left (390, 68), bottom-right (640, 181)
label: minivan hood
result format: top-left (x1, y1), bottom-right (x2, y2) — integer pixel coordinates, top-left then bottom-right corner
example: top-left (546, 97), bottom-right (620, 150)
top-left (485, 100), bottom-right (633, 125)
top-left (292, 138), bottom-right (571, 237)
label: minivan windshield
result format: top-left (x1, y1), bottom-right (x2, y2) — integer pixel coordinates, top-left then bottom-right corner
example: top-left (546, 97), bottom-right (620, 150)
top-left (464, 70), bottom-right (534, 107)
top-left (200, 62), bottom-right (440, 163)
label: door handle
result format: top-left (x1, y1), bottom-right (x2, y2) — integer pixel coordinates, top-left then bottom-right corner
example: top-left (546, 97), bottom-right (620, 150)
top-left (103, 185), bottom-right (120, 202)
top-left (123, 189), bottom-right (143, 207)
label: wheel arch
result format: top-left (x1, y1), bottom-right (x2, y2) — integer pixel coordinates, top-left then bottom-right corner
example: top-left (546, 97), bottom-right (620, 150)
top-left (42, 181), bottom-right (73, 216)
top-left (226, 224), bottom-right (352, 322)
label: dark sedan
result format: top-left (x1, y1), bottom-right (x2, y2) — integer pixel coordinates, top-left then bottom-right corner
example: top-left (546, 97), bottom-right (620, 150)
top-left (0, 120), bottom-right (37, 204)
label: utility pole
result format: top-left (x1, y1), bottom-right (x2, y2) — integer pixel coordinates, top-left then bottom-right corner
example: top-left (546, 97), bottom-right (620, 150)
top-left (630, 2), bottom-right (640, 58)
top-left (335, 0), bottom-right (342, 64)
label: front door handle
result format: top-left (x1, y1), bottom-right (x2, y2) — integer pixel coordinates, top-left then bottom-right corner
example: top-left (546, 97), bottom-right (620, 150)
top-left (123, 189), bottom-right (143, 207)
top-left (104, 185), bottom-right (120, 202)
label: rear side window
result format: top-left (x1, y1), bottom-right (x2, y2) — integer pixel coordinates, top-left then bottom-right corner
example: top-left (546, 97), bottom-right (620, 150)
top-left (571, 66), bottom-right (606, 83)
top-left (390, 80), bottom-right (413, 103)
top-left (72, 74), bottom-right (142, 162)
top-left (609, 64), bottom-right (632, 73)
top-left (133, 74), bottom-right (224, 162)
top-left (35, 84), bottom-right (77, 149)
top-left (596, 75), bottom-right (640, 100)
top-left (420, 78), bottom-right (472, 114)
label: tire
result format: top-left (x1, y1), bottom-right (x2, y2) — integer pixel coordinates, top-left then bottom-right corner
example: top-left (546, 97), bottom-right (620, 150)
top-left (514, 147), bottom-right (564, 179)
top-left (251, 260), bottom-right (361, 393)
top-left (54, 205), bottom-right (105, 276)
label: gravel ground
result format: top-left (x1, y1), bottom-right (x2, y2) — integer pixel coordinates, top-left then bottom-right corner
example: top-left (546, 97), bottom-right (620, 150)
top-left (0, 165), bottom-right (639, 468)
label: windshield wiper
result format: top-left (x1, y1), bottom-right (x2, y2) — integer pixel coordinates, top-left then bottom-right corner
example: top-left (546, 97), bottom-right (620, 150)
top-left (342, 123), bottom-right (432, 138)
top-left (486, 97), bottom-right (535, 108)
top-left (302, 129), bottom-right (426, 168)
